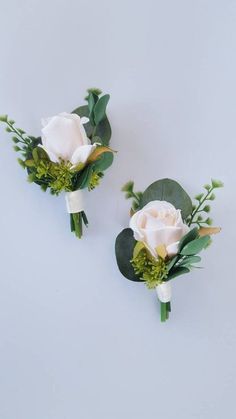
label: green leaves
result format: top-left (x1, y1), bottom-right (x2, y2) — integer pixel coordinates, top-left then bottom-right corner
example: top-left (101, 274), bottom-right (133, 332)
top-left (94, 116), bottom-right (112, 146)
top-left (122, 181), bottom-right (143, 211)
top-left (32, 146), bottom-right (49, 163)
top-left (0, 114), bottom-right (8, 122)
top-left (167, 267), bottom-right (190, 280)
top-left (93, 152), bottom-right (114, 172)
top-left (73, 164), bottom-right (94, 190)
top-left (180, 235), bottom-right (211, 256)
top-left (140, 178), bottom-right (192, 221)
top-left (72, 90), bottom-right (112, 146)
top-left (178, 227), bottom-right (199, 252)
top-left (93, 94), bottom-right (110, 125)
top-left (0, 115), bottom-right (37, 159)
top-left (178, 255), bottom-right (201, 267)
top-left (211, 179), bottom-right (224, 188)
top-left (188, 178), bottom-right (223, 227)
top-left (115, 228), bottom-right (142, 282)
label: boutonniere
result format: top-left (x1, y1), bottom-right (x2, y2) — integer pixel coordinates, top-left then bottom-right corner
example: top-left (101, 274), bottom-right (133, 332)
top-left (115, 178), bottom-right (223, 322)
top-left (0, 88), bottom-right (114, 238)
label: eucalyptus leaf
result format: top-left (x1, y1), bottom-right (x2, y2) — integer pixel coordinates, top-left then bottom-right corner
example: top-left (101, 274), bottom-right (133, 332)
top-left (140, 178), bottom-right (193, 220)
top-left (115, 228), bottom-right (142, 282)
top-left (167, 267), bottom-right (190, 281)
top-left (72, 105), bottom-right (94, 136)
top-left (181, 235), bottom-right (211, 256)
top-left (178, 227), bottom-right (199, 252)
top-left (93, 152), bottom-right (114, 172)
top-left (178, 255), bottom-right (201, 267)
top-left (167, 255), bottom-right (179, 272)
top-left (73, 164), bottom-right (94, 190)
top-left (93, 94), bottom-right (110, 125)
top-left (72, 105), bottom-right (89, 118)
top-left (88, 92), bottom-right (96, 114)
top-left (94, 116), bottom-right (112, 145)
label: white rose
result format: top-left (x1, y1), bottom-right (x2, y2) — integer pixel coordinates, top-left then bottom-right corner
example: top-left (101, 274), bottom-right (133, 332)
top-left (41, 112), bottom-right (96, 165)
top-left (129, 200), bottom-right (189, 258)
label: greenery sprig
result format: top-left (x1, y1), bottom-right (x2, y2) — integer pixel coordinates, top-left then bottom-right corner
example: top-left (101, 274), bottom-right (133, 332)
top-left (0, 114), bottom-right (40, 162)
top-left (187, 179), bottom-right (224, 227)
top-left (122, 181), bottom-right (143, 211)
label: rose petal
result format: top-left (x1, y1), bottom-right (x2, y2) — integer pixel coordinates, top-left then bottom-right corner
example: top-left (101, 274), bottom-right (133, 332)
top-left (166, 241), bottom-right (179, 257)
top-left (71, 144), bottom-right (96, 165)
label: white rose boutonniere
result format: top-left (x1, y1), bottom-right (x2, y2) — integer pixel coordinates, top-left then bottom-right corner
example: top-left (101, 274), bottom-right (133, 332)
top-left (1, 88), bottom-right (115, 238)
top-left (116, 178), bottom-right (223, 322)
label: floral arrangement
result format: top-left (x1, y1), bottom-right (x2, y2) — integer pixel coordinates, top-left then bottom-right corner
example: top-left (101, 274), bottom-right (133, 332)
top-left (0, 88), bottom-right (114, 238)
top-left (115, 178), bottom-right (223, 322)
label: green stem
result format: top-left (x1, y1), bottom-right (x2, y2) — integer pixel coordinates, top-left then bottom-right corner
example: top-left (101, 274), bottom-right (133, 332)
top-left (6, 121), bottom-right (32, 145)
top-left (70, 211), bottom-right (89, 238)
top-left (160, 302), bottom-right (171, 322)
top-left (160, 302), bottom-right (167, 322)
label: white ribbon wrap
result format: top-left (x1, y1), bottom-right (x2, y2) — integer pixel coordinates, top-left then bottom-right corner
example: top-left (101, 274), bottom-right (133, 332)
top-left (156, 282), bottom-right (172, 303)
top-left (65, 190), bottom-right (84, 214)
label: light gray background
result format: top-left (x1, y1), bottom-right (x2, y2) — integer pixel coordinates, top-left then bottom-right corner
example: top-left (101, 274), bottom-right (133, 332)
top-left (0, 1), bottom-right (235, 418)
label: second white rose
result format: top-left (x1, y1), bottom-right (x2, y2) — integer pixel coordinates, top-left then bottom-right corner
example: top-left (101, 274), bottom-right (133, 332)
top-left (129, 200), bottom-right (189, 258)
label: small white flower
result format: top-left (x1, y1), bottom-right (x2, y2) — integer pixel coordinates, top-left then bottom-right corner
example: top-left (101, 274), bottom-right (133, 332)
top-left (41, 112), bottom-right (96, 165)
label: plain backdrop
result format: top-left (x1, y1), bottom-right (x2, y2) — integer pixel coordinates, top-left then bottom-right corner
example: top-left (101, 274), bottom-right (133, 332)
top-left (0, 1), bottom-right (235, 418)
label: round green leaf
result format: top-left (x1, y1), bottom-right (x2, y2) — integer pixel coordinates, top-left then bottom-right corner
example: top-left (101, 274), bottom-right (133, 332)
top-left (94, 116), bottom-right (112, 146)
top-left (140, 178), bottom-right (193, 220)
top-left (72, 105), bottom-right (93, 137)
top-left (93, 152), bottom-right (114, 172)
top-left (115, 228), bottom-right (142, 282)
top-left (72, 105), bottom-right (89, 118)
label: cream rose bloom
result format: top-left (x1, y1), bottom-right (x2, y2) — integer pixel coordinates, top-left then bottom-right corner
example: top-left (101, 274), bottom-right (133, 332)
top-left (41, 112), bottom-right (96, 165)
top-left (129, 200), bottom-right (189, 258)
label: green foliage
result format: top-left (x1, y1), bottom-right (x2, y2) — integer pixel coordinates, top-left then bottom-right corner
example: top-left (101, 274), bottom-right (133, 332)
top-left (93, 94), bottom-right (110, 125)
top-left (73, 88), bottom-right (112, 146)
top-left (73, 164), bottom-right (94, 190)
top-left (140, 178), bottom-right (193, 221)
top-left (93, 152), bottom-right (114, 172)
top-left (88, 172), bottom-right (104, 191)
top-left (115, 228), bottom-right (142, 282)
top-left (187, 178), bottom-right (223, 227)
top-left (167, 267), bottom-right (190, 280)
top-left (27, 156), bottom-right (74, 195)
top-left (131, 248), bottom-right (168, 289)
top-left (0, 115), bottom-right (41, 158)
top-left (122, 181), bottom-right (143, 211)
top-left (115, 224), bottom-right (214, 289)
top-left (0, 114), bottom-right (8, 122)
top-left (180, 235), bottom-right (211, 255)
top-left (178, 227), bottom-right (199, 252)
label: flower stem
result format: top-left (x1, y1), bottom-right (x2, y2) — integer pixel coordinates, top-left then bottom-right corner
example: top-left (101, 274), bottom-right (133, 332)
top-left (160, 302), bottom-right (171, 322)
top-left (70, 211), bottom-right (89, 238)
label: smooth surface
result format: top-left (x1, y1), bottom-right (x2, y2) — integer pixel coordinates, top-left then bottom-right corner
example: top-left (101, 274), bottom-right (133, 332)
top-left (0, 1), bottom-right (235, 418)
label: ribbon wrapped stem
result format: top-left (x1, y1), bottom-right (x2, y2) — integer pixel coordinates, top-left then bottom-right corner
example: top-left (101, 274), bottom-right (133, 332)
top-left (65, 190), bottom-right (88, 238)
